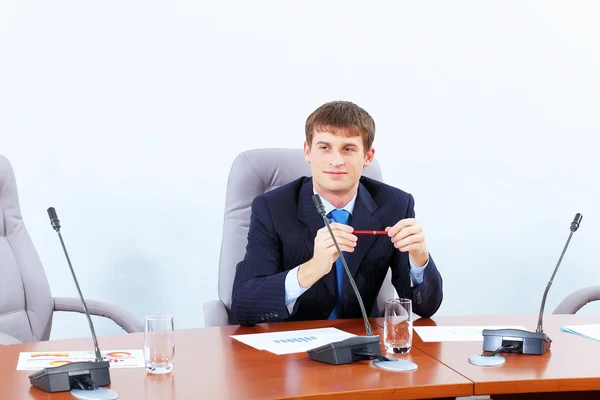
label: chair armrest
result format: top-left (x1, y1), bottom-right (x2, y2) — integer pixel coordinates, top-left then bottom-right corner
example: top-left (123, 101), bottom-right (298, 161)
top-left (0, 332), bottom-right (22, 345)
top-left (53, 297), bottom-right (144, 333)
top-left (553, 286), bottom-right (600, 314)
top-left (203, 300), bottom-right (230, 327)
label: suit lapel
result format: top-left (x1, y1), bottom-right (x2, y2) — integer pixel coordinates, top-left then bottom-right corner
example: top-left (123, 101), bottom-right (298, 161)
top-left (342, 182), bottom-right (381, 293)
top-left (297, 179), bottom-right (337, 297)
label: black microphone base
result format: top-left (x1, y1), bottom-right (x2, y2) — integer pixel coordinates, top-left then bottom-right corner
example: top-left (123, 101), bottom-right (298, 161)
top-left (483, 328), bottom-right (552, 355)
top-left (307, 335), bottom-right (381, 365)
top-left (28, 361), bottom-right (111, 392)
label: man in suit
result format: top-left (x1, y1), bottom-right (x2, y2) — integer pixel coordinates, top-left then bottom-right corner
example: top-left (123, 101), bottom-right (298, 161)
top-left (232, 101), bottom-right (443, 325)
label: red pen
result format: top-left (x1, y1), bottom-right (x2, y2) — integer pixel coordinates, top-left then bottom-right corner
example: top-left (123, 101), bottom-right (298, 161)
top-left (352, 230), bottom-right (388, 235)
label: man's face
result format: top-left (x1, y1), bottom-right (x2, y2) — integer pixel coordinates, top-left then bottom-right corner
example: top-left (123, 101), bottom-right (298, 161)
top-left (304, 129), bottom-right (375, 196)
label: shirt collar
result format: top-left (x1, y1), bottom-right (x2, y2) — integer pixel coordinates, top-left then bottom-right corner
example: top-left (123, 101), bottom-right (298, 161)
top-left (312, 187), bottom-right (358, 216)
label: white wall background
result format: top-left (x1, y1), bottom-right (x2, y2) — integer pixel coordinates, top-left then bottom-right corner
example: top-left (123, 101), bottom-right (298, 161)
top-left (1, 1), bottom-right (599, 340)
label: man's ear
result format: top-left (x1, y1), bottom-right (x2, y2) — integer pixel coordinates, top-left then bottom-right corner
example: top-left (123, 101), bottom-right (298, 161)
top-left (303, 141), bottom-right (311, 163)
top-left (364, 147), bottom-right (375, 166)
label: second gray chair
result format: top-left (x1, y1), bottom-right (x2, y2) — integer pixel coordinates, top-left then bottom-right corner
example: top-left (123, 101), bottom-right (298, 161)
top-left (203, 148), bottom-right (396, 327)
top-left (553, 286), bottom-right (600, 314)
top-left (0, 154), bottom-right (143, 345)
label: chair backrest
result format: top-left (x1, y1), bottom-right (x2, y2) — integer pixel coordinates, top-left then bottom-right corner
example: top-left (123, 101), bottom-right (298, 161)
top-left (218, 148), bottom-right (394, 321)
top-left (0, 155), bottom-right (54, 343)
top-left (553, 286), bottom-right (600, 314)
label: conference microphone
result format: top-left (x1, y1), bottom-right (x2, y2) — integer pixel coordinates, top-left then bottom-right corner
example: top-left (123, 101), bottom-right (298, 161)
top-left (306, 194), bottom-right (383, 365)
top-left (29, 208), bottom-right (114, 399)
top-left (480, 213), bottom-right (583, 357)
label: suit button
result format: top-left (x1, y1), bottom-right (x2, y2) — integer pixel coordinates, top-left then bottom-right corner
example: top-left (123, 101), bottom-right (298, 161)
top-left (323, 310), bottom-right (329, 317)
top-left (269, 313), bottom-right (274, 318)
top-left (274, 312), bottom-right (279, 318)
top-left (261, 315), bottom-right (265, 321)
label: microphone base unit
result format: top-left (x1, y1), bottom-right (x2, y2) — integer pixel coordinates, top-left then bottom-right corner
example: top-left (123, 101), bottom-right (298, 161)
top-left (307, 335), bottom-right (381, 365)
top-left (29, 361), bottom-right (110, 393)
top-left (482, 328), bottom-right (551, 355)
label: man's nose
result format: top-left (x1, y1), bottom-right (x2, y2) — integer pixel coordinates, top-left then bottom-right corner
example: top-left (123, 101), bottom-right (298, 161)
top-left (329, 152), bottom-right (344, 166)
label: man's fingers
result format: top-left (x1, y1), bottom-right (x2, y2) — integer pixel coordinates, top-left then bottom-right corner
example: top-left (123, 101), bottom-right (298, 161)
top-left (327, 222), bottom-right (354, 232)
top-left (398, 243), bottom-right (422, 253)
top-left (324, 236), bottom-right (357, 248)
top-left (328, 244), bottom-right (355, 254)
top-left (394, 233), bottom-right (424, 250)
top-left (318, 230), bottom-right (357, 243)
top-left (332, 231), bottom-right (357, 242)
top-left (391, 225), bottom-right (422, 243)
top-left (387, 218), bottom-right (417, 237)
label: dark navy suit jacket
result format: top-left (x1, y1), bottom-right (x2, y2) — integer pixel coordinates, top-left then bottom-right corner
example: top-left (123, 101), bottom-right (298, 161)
top-left (231, 176), bottom-right (443, 325)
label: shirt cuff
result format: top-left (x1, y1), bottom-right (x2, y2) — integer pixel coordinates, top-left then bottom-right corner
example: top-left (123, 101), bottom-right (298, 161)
top-left (285, 265), bottom-right (309, 313)
top-left (408, 256), bottom-right (428, 286)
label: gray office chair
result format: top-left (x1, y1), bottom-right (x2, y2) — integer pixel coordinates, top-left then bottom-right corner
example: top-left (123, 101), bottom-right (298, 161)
top-left (553, 286), bottom-right (600, 314)
top-left (0, 154), bottom-right (143, 345)
top-left (203, 148), bottom-right (395, 327)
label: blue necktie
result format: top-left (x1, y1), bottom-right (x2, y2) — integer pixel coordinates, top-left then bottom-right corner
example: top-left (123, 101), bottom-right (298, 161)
top-left (328, 209), bottom-right (350, 319)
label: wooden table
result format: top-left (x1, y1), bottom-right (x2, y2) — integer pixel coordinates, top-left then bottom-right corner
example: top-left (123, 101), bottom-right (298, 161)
top-left (374, 314), bottom-right (600, 400)
top-left (0, 319), bottom-right (472, 399)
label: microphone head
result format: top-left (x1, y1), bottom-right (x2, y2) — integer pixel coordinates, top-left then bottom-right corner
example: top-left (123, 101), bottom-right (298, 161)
top-left (570, 213), bottom-right (583, 232)
top-left (312, 194), bottom-right (327, 217)
top-left (47, 207), bottom-right (61, 231)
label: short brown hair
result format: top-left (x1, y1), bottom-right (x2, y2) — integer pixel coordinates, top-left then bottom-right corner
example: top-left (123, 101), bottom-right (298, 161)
top-left (305, 101), bottom-right (375, 151)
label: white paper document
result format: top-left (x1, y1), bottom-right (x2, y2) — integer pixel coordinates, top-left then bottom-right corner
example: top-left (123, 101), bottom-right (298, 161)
top-left (230, 327), bottom-right (356, 355)
top-left (413, 326), bottom-right (527, 342)
top-left (16, 350), bottom-right (145, 370)
top-left (561, 324), bottom-right (600, 342)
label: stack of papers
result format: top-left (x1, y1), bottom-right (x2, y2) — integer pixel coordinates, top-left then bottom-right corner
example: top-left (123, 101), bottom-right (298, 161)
top-left (413, 326), bottom-right (527, 342)
top-left (230, 327), bottom-right (355, 355)
top-left (16, 350), bottom-right (145, 370)
top-left (561, 324), bottom-right (600, 342)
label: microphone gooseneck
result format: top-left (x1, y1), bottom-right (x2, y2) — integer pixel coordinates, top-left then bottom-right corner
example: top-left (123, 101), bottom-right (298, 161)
top-left (47, 207), bottom-right (103, 362)
top-left (312, 194), bottom-right (374, 337)
top-left (536, 213), bottom-right (583, 334)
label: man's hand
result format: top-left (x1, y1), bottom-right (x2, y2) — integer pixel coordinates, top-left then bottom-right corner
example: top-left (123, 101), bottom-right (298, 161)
top-left (386, 218), bottom-right (429, 267)
top-left (298, 223), bottom-right (357, 288)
